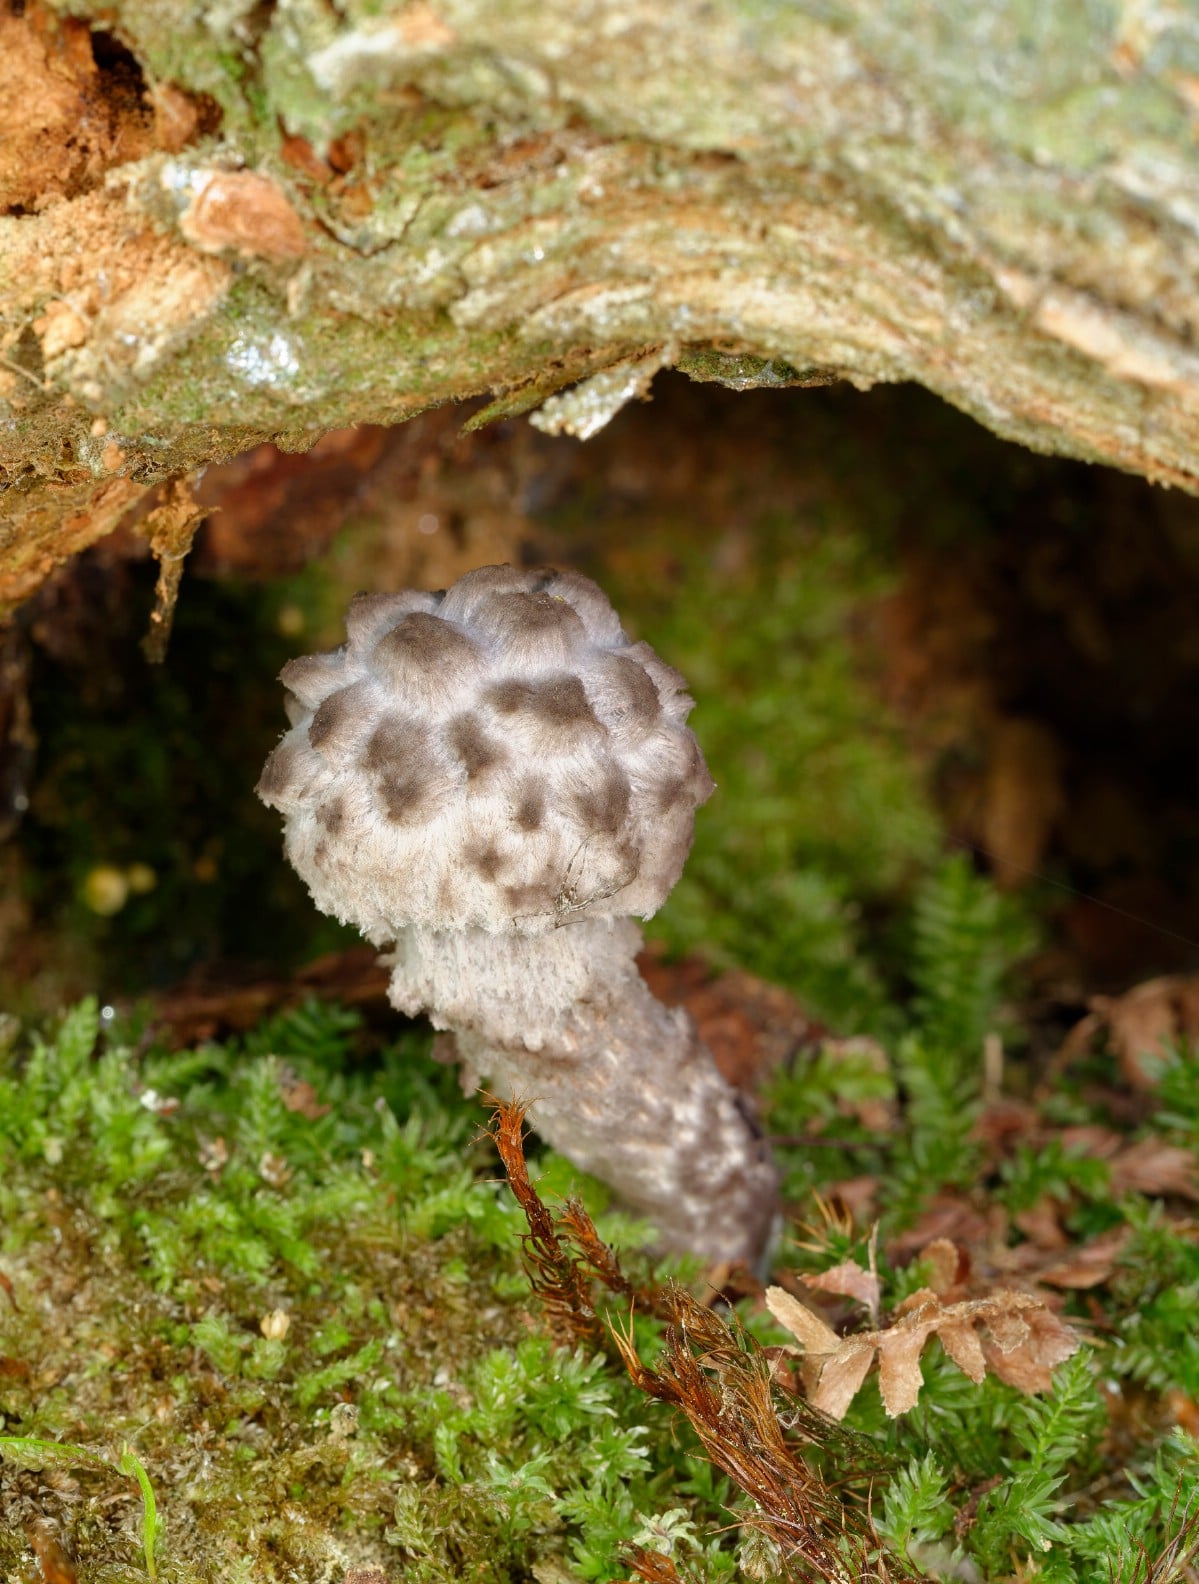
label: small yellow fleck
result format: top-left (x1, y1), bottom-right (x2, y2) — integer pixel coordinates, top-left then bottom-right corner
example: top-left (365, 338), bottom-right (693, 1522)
top-left (260, 1308), bottom-right (291, 1340)
top-left (126, 861), bottom-right (158, 895)
top-left (276, 603), bottom-right (306, 637)
top-left (81, 864), bottom-right (129, 916)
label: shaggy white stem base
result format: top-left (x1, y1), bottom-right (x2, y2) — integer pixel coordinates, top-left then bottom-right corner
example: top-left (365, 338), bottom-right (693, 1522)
top-left (384, 918), bottom-right (779, 1264)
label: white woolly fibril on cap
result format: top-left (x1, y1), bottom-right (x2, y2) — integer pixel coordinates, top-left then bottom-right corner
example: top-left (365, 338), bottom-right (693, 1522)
top-left (257, 566), bottom-right (714, 942)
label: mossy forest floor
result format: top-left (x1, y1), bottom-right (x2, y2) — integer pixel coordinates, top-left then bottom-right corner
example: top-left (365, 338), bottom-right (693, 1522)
top-left (1, 380), bottom-right (1198, 1580)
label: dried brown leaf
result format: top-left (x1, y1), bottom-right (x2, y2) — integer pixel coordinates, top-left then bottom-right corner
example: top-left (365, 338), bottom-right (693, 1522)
top-left (764, 1286), bottom-right (840, 1354)
top-left (878, 1321), bottom-right (936, 1416)
top-left (893, 1287), bottom-right (941, 1319)
top-left (810, 1340), bottom-right (875, 1420)
top-left (1110, 1136), bottom-right (1199, 1200)
top-left (889, 1196), bottom-right (991, 1261)
top-left (918, 1238), bottom-right (964, 1296)
top-left (1037, 1226), bottom-right (1130, 1289)
top-left (1012, 1198), bottom-right (1071, 1251)
top-left (983, 1307), bottom-right (1078, 1393)
top-left (279, 1072), bottom-right (331, 1120)
top-left (800, 1258), bottom-right (881, 1319)
top-left (1064, 975), bottom-right (1199, 1088)
top-left (936, 1317), bottom-right (988, 1383)
top-left (768, 1280), bottom-right (1078, 1420)
top-left (985, 1306), bottom-right (1032, 1352)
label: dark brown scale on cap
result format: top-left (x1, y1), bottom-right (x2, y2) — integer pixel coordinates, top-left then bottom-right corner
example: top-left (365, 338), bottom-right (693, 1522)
top-left (503, 877), bottom-right (559, 917)
top-left (573, 764), bottom-right (632, 835)
top-left (316, 796), bottom-right (347, 836)
top-left (361, 717), bottom-right (451, 826)
top-left (373, 612), bottom-right (482, 698)
top-left (308, 679), bottom-right (373, 757)
top-left (378, 762), bottom-right (438, 825)
top-left (475, 590), bottom-right (587, 654)
top-left (604, 654), bottom-right (662, 727)
top-left (360, 713), bottom-right (419, 776)
top-left (256, 736), bottom-right (307, 804)
top-left (466, 841), bottom-right (505, 881)
top-left (447, 712), bottom-right (506, 781)
top-left (512, 780), bottom-right (546, 831)
top-left (532, 676), bottom-right (603, 732)
top-left (488, 678), bottom-right (534, 714)
top-left (488, 674), bottom-right (604, 738)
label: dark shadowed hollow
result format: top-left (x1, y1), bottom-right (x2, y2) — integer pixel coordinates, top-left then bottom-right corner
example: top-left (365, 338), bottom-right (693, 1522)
top-left (4, 374), bottom-right (1199, 1023)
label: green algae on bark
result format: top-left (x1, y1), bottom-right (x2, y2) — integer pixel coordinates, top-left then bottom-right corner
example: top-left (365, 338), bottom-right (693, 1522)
top-left (6, 0), bottom-right (1199, 605)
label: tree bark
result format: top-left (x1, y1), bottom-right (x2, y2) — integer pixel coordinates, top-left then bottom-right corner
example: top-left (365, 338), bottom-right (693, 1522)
top-left (4, 0), bottom-right (1199, 607)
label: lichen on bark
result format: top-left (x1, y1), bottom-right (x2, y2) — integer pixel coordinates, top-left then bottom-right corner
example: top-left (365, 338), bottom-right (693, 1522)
top-left (4, 0), bottom-right (1199, 606)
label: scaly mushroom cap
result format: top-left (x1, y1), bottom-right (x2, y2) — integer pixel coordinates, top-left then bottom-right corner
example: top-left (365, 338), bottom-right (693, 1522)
top-left (257, 566), bottom-right (714, 942)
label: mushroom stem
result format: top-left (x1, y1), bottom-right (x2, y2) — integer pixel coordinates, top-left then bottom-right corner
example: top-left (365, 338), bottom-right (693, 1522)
top-left (385, 917), bottom-right (779, 1264)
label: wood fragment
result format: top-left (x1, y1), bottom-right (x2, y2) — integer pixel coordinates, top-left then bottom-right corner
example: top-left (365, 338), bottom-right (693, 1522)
top-left (139, 477), bottom-right (207, 663)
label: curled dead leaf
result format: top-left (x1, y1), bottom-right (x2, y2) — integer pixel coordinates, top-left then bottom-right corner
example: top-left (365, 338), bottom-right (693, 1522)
top-left (1109, 1136), bottom-right (1199, 1200)
top-left (917, 1237), bottom-right (965, 1297)
top-left (279, 1070), bottom-right (331, 1120)
top-left (766, 1283), bottom-right (1079, 1420)
top-left (1063, 974), bottom-right (1199, 1088)
top-left (981, 1307), bottom-right (1079, 1393)
top-left (800, 1256), bottom-right (881, 1324)
top-left (1036, 1226), bottom-right (1130, 1290)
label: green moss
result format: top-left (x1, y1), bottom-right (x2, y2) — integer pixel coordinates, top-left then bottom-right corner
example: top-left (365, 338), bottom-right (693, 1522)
top-left (3, 877), bottom-right (1198, 1583)
top-left (599, 511), bottom-right (940, 1034)
top-left (0, 1000), bottom-right (745, 1583)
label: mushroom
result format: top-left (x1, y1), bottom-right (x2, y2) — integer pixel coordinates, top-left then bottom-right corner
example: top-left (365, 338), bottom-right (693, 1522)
top-left (256, 565), bottom-right (779, 1263)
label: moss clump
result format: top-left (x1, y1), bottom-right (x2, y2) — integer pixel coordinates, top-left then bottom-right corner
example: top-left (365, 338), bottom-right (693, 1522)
top-left (3, 862), bottom-right (1199, 1583)
top-left (0, 999), bottom-right (743, 1583)
top-left (597, 511), bottom-right (941, 1036)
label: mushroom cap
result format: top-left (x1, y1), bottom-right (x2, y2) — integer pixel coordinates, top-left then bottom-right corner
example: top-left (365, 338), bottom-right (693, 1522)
top-left (257, 565), bottom-right (714, 940)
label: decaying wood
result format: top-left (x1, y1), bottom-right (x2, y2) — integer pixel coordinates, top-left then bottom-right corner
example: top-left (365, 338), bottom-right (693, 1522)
top-left (4, 0), bottom-right (1199, 606)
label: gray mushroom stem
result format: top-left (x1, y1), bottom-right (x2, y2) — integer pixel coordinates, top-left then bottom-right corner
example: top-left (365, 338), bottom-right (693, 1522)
top-left (386, 918), bottom-right (778, 1262)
